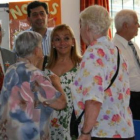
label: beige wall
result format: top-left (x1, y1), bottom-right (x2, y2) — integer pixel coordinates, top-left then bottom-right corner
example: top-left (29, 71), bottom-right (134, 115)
top-left (61, 0), bottom-right (80, 47)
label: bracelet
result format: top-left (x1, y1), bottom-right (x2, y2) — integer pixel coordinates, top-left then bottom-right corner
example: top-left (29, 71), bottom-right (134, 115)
top-left (81, 129), bottom-right (91, 135)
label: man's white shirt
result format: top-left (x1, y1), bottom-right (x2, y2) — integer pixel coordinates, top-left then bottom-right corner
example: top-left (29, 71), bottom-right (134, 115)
top-left (112, 34), bottom-right (140, 91)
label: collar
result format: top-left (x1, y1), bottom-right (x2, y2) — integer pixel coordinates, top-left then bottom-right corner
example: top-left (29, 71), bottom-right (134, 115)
top-left (97, 36), bottom-right (108, 42)
top-left (29, 28), bottom-right (48, 37)
top-left (114, 34), bottom-right (128, 49)
top-left (90, 36), bottom-right (108, 45)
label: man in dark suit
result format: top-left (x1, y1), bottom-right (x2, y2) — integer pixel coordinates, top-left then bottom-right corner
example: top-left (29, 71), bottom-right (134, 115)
top-left (0, 47), bottom-right (16, 73)
top-left (0, 22), bottom-right (16, 90)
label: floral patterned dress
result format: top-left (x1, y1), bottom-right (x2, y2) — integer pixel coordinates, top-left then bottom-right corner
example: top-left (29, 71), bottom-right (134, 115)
top-left (0, 61), bottom-right (61, 140)
top-left (44, 66), bottom-right (79, 140)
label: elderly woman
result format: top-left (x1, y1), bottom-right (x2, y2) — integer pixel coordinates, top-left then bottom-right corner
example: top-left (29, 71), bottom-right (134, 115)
top-left (71, 5), bottom-right (135, 140)
top-left (0, 31), bottom-right (66, 140)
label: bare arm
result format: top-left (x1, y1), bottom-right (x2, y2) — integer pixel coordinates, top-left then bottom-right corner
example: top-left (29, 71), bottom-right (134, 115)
top-left (78, 100), bottom-right (102, 140)
top-left (47, 74), bottom-right (67, 110)
top-left (33, 74), bottom-right (67, 110)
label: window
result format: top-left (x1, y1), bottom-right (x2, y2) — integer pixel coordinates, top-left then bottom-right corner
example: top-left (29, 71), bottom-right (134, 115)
top-left (109, 0), bottom-right (140, 48)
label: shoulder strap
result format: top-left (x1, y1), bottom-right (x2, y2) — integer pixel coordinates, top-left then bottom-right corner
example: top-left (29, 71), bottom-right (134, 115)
top-left (76, 110), bottom-right (85, 124)
top-left (105, 46), bottom-right (120, 90)
top-left (76, 46), bottom-right (120, 122)
top-left (42, 55), bottom-right (48, 70)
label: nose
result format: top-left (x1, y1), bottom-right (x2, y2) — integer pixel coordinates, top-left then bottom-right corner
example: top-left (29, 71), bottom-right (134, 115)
top-left (37, 14), bottom-right (42, 19)
top-left (60, 39), bottom-right (66, 45)
top-left (35, 13), bottom-right (43, 19)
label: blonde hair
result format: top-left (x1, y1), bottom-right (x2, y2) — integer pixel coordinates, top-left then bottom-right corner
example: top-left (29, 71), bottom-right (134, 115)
top-left (47, 24), bottom-right (82, 68)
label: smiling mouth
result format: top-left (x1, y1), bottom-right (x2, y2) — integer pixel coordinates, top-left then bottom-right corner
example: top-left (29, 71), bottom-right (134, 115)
top-left (60, 47), bottom-right (68, 49)
top-left (36, 20), bottom-right (44, 24)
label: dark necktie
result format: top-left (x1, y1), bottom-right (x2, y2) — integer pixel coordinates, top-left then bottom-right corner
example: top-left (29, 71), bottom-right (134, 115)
top-left (128, 41), bottom-right (140, 67)
top-left (0, 64), bottom-right (4, 91)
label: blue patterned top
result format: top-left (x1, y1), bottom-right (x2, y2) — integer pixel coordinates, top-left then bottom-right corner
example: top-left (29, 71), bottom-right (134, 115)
top-left (0, 61), bottom-right (61, 140)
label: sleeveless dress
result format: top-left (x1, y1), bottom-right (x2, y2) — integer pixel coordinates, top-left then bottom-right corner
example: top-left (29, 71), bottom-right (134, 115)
top-left (44, 66), bottom-right (79, 140)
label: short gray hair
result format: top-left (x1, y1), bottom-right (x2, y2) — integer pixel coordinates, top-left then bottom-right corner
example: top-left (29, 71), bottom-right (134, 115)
top-left (15, 31), bottom-right (42, 57)
top-left (115, 9), bottom-right (137, 31)
top-left (80, 5), bottom-right (112, 35)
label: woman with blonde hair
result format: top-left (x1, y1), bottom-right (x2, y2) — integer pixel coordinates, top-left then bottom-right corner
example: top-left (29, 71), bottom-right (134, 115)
top-left (44, 24), bottom-right (82, 140)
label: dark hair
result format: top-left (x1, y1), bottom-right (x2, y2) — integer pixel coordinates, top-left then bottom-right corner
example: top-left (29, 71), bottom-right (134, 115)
top-left (27, 1), bottom-right (48, 17)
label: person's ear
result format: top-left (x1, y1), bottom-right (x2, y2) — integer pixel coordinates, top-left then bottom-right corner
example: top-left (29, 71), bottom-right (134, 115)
top-left (27, 17), bottom-right (31, 26)
top-left (33, 47), bottom-right (38, 55)
top-left (123, 22), bottom-right (129, 29)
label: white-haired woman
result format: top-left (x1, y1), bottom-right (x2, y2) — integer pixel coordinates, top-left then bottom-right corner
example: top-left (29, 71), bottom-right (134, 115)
top-left (0, 31), bottom-right (66, 140)
top-left (71, 5), bottom-right (135, 140)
